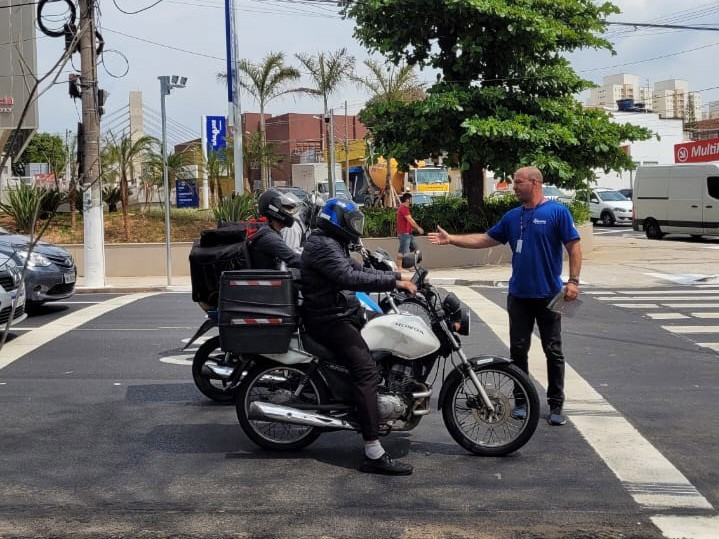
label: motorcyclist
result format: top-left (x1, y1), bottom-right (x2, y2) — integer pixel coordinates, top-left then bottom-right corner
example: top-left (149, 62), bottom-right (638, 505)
top-left (249, 189), bottom-right (302, 269)
top-left (300, 198), bottom-right (417, 475)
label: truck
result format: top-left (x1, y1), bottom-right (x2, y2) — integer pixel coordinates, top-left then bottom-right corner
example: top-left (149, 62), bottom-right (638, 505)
top-left (633, 163), bottom-right (719, 239)
top-left (291, 163), bottom-right (345, 197)
top-left (362, 158), bottom-right (451, 206)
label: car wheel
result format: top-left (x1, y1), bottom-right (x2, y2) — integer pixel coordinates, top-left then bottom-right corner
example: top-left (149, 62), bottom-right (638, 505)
top-left (644, 219), bottom-right (664, 240)
top-left (600, 212), bottom-right (615, 227)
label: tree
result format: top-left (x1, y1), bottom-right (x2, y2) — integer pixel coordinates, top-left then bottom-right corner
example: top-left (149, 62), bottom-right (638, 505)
top-left (102, 134), bottom-right (157, 240)
top-left (13, 132), bottom-right (66, 180)
top-left (295, 48), bottom-right (356, 188)
top-left (345, 0), bottom-right (653, 210)
top-left (352, 58), bottom-right (425, 205)
top-left (235, 52), bottom-right (300, 190)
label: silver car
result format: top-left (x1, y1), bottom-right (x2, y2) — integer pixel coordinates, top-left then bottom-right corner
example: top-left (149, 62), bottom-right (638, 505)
top-left (0, 253), bottom-right (27, 326)
top-left (0, 228), bottom-right (76, 309)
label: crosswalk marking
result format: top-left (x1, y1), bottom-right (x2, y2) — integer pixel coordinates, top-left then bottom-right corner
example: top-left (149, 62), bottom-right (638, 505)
top-left (662, 325), bottom-right (719, 334)
top-left (661, 303), bottom-right (719, 308)
top-left (696, 343), bottom-right (719, 352)
top-left (647, 313), bottom-right (689, 320)
top-left (598, 296), bottom-right (719, 301)
top-left (613, 304), bottom-right (661, 309)
top-left (449, 286), bottom-right (716, 539)
top-left (691, 313), bottom-right (719, 319)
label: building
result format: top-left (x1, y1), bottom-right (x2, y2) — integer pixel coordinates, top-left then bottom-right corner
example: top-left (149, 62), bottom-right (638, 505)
top-left (652, 79), bottom-right (702, 122)
top-left (592, 112), bottom-right (684, 190)
top-left (587, 74), bottom-right (652, 111)
top-left (705, 100), bottom-right (719, 120)
top-left (243, 112), bottom-right (368, 186)
top-left (0, 0), bottom-right (38, 178)
top-left (687, 118), bottom-right (719, 141)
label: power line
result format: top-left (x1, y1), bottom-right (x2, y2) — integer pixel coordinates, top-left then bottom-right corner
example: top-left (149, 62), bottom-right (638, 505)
top-left (608, 21), bottom-right (719, 31)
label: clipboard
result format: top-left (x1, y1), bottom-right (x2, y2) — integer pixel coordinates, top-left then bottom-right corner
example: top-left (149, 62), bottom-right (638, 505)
top-left (547, 290), bottom-right (582, 317)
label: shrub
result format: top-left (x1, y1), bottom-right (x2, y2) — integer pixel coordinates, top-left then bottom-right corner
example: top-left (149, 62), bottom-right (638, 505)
top-left (212, 193), bottom-right (258, 224)
top-left (0, 183), bottom-right (66, 233)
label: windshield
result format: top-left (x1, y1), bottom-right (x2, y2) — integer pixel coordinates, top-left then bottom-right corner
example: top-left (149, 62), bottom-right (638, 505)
top-left (598, 190), bottom-right (627, 202)
top-left (415, 169), bottom-right (449, 185)
top-left (542, 185), bottom-right (562, 197)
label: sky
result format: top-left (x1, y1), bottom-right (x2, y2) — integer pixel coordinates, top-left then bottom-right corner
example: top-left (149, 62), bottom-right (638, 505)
top-left (33, 0), bottom-right (719, 145)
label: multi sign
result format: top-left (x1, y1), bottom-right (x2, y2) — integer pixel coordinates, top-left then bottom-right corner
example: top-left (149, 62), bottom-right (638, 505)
top-left (0, 96), bottom-right (13, 113)
top-left (674, 137), bottom-right (719, 163)
top-left (205, 115), bottom-right (227, 158)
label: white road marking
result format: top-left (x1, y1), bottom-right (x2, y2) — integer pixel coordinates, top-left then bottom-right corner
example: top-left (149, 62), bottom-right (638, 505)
top-left (644, 273), bottom-right (719, 285)
top-left (662, 303), bottom-right (719, 308)
top-left (661, 326), bottom-right (719, 334)
top-left (651, 516), bottom-right (719, 539)
top-left (0, 293), bottom-right (158, 371)
top-left (159, 355), bottom-right (194, 365)
top-left (599, 296), bottom-right (719, 301)
top-left (446, 286), bottom-right (715, 538)
top-left (180, 335), bottom-right (213, 345)
top-left (49, 301), bottom-right (102, 304)
top-left (615, 290), bottom-right (718, 295)
top-left (696, 343), bottom-right (719, 352)
top-left (647, 313), bottom-right (689, 320)
top-left (612, 304), bottom-right (661, 309)
top-left (691, 313), bottom-right (719, 319)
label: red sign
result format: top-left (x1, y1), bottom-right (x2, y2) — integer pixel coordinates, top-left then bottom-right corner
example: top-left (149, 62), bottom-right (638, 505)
top-left (0, 97), bottom-right (13, 105)
top-left (674, 137), bottom-right (719, 163)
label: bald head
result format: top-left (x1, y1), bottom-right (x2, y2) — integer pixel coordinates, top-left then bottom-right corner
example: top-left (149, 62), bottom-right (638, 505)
top-left (515, 166), bottom-right (543, 184)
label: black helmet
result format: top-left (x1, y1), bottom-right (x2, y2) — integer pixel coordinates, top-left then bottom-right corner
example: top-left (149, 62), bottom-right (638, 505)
top-left (257, 189), bottom-right (300, 227)
top-left (317, 198), bottom-right (365, 243)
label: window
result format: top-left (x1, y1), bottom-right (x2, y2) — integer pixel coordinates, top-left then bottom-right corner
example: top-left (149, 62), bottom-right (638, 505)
top-left (708, 176), bottom-right (719, 200)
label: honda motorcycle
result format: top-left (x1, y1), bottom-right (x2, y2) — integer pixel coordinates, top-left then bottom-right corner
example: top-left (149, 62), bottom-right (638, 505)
top-left (234, 248), bottom-right (541, 457)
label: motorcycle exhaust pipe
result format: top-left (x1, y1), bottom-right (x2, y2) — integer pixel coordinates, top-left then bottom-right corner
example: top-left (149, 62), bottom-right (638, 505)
top-left (248, 402), bottom-right (355, 431)
top-left (203, 362), bottom-right (235, 379)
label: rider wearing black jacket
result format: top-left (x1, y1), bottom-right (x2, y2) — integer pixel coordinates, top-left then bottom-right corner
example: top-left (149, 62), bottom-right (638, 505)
top-left (300, 198), bottom-right (416, 475)
top-left (249, 189), bottom-right (302, 270)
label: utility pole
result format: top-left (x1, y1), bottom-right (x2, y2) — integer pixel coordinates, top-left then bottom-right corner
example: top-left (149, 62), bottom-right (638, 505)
top-left (78, 0), bottom-right (105, 287)
top-left (329, 108), bottom-right (336, 198)
top-left (344, 101), bottom-right (349, 188)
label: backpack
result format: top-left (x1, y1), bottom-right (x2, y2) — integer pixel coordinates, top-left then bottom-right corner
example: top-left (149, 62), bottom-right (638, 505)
top-left (189, 221), bottom-right (265, 307)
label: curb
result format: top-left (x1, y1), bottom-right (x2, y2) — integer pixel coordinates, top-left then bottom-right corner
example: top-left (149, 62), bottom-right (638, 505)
top-left (76, 286), bottom-right (192, 294)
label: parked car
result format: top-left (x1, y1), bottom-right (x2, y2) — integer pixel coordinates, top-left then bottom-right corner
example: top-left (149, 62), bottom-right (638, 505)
top-left (410, 193), bottom-right (434, 206)
top-left (542, 184), bottom-right (566, 201)
top-left (618, 188), bottom-right (633, 200)
top-left (0, 228), bottom-right (77, 309)
top-left (0, 253), bottom-right (27, 327)
top-left (589, 188), bottom-right (633, 226)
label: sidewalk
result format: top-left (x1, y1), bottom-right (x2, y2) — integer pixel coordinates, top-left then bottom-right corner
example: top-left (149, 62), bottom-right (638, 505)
top-left (74, 235), bottom-right (719, 293)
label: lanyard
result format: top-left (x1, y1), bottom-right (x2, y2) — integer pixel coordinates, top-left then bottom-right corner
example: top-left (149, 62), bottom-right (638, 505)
top-left (519, 206), bottom-right (536, 240)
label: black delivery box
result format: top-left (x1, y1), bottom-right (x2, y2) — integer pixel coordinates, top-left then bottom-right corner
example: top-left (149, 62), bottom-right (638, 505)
top-left (218, 270), bottom-right (298, 354)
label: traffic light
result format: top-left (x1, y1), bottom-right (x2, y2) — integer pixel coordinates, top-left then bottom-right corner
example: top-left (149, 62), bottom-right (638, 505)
top-left (97, 89), bottom-right (108, 117)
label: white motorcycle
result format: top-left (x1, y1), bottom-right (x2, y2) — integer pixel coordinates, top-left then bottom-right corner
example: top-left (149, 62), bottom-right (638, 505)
top-left (234, 249), bottom-right (540, 456)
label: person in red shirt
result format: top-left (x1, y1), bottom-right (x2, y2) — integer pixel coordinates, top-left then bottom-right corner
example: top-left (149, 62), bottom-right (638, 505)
top-left (396, 192), bottom-right (424, 268)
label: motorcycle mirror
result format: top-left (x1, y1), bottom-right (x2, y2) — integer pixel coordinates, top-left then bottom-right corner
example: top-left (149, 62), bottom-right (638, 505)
top-left (402, 250), bottom-right (421, 269)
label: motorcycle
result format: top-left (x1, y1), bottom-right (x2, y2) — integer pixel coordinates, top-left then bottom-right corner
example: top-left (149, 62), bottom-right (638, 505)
top-left (187, 249), bottom-right (397, 403)
top-left (234, 247), bottom-right (541, 457)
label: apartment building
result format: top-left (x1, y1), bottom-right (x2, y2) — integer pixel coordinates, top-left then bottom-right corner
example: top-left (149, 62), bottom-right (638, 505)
top-left (706, 100), bottom-right (719, 120)
top-left (587, 74), bottom-right (652, 110)
top-left (652, 79), bottom-right (702, 122)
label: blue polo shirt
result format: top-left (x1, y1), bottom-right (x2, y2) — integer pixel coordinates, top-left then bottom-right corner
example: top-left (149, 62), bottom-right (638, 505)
top-left (487, 200), bottom-right (580, 298)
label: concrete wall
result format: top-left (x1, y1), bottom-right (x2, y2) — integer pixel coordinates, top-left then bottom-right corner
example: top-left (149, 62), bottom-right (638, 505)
top-left (64, 224), bottom-right (592, 278)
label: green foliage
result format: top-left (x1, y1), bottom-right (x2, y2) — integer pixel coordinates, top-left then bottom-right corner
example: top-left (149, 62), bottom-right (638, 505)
top-left (345, 0), bottom-right (653, 200)
top-left (212, 193), bottom-right (258, 224)
top-left (103, 185), bottom-right (122, 213)
top-left (0, 183), bottom-right (66, 233)
top-left (146, 207), bottom-right (214, 223)
top-left (14, 132), bottom-right (67, 176)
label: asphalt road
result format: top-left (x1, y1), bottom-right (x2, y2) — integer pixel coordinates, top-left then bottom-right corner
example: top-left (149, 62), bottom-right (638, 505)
top-left (0, 287), bottom-right (717, 539)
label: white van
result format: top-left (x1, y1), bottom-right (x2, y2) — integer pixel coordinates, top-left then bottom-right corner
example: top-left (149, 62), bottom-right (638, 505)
top-left (633, 164), bottom-right (719, 239)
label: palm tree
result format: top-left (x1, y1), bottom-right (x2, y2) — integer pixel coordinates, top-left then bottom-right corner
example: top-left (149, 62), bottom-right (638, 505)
top-left (218, 52), bottom-right (300, 190)
top-left (295, 48), bottom-right (356, 188)
top-left (352, 58), bottom-right (425, 206)
top-left (102, 134), bottom-right (157, 240)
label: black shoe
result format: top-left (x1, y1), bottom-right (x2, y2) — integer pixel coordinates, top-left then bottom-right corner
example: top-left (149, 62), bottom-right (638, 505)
top-left (359, 453), bottom-right (413, 475)
top-left (510, 405), bottom-right (527, 420)
top-left (547, 407), bottom-right (567, 426)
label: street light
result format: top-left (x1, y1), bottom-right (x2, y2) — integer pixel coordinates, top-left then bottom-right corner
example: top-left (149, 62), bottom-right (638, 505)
top-left (158, 74), bottom-right (188, 286)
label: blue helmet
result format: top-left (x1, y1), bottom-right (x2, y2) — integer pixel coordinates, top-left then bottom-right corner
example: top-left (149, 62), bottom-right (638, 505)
top-left (317, 198), bottom-right (365, 243)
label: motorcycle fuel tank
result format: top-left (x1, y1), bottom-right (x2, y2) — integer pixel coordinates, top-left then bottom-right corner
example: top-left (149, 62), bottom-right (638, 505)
top-left (361, 313), bottom-right (440, 360)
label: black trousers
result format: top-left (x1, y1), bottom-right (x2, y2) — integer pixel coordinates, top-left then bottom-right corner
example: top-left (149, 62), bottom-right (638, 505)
top-left (305, 317), bottom-right (380, 441)
top-left (507, 294), bottom-right (565, 409)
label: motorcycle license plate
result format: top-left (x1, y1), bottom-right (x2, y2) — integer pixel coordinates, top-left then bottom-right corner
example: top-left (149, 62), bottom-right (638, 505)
top-left (64, 271), bottom-right (76, 284)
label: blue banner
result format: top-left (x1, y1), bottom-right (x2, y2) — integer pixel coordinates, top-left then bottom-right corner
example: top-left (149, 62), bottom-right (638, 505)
top-left (206, 115), bottom-right (227, 159)
top-left (176, 179), bottom-right (199, 208)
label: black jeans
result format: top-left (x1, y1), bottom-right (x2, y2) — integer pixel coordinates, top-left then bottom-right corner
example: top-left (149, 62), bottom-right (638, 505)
top-left (507, 294), bottom-right (565, 410)
top-left (305, 317), bottom-right (380, 441)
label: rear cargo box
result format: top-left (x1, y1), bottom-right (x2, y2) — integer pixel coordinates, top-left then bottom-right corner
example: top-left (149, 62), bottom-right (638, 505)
top-left (218, 270), bottom-right (298, 354)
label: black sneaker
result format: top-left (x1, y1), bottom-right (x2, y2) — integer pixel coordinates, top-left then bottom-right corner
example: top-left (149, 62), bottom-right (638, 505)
top-left (359, 453), bottom-right (413, 475)
top-left (510, 405), bottom-right (527, 420)
top-left (547, 407), bottom-right (567, 426)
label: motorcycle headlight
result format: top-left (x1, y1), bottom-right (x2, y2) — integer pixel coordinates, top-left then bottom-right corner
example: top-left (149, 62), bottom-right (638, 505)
top-left (16, 250), bottom-right (52, 267)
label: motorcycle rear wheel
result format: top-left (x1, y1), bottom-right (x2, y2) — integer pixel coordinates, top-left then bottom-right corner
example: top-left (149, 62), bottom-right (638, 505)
top-left (236, 363), bottom-right (327, 451)
top-left (442, 363), bottom-right (540, 456)
top-left (192, 336), bottom-right (242, 403)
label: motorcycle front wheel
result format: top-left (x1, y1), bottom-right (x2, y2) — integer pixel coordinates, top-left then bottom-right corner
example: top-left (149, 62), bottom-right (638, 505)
top-left (236, 363), bottom-right (327, 451)
top-left (192, 336), bottom-right (243, 403)
top-left (441, 363), bottom-right (540, 456)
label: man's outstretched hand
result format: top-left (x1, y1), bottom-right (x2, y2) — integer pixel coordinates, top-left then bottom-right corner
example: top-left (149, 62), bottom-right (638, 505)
top-left (428, 226), bottom-right (450, 246)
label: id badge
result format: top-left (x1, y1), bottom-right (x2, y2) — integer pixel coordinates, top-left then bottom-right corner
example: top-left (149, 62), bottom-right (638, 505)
top-left (516, 239), bottom-right (523, 253)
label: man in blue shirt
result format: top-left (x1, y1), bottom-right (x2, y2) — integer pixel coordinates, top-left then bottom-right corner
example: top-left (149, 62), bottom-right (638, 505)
top-left (428, 166), bottom-right (582, 426)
